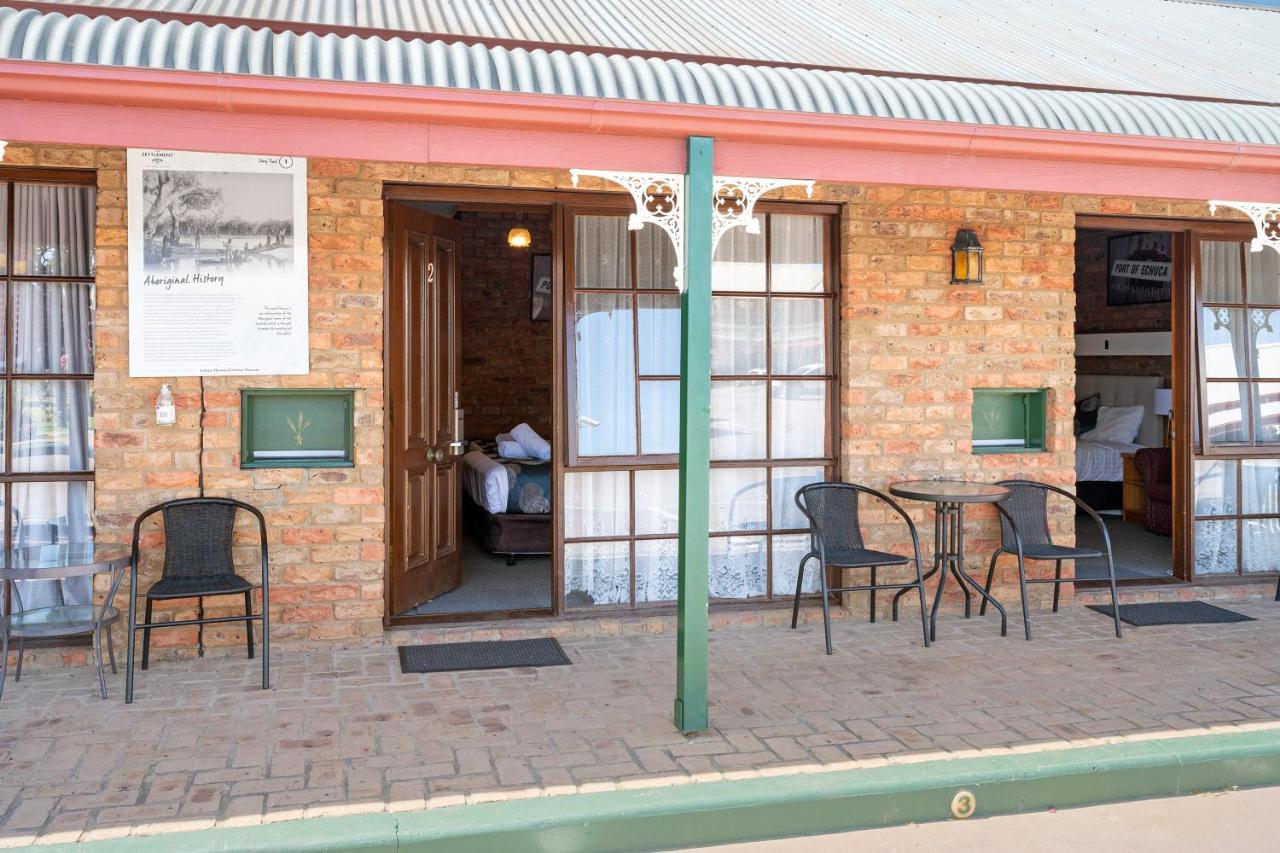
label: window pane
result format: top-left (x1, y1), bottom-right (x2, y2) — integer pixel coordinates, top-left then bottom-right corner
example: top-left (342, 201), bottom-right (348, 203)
top-left (772, 533), bottom-right (821, 596)
top-left (710, 467), bottom-right (767, 532)
top-left (635, 468), bottom-right (679, 535)
top-left (636, 222), bottom-right (677, 290)
top-left (1242, 518), bottom-right (1280, 574)
top-left (563, 471), bottom-right (629, 538)
top-left (1242, 459), bottom-right (1280, 515)
top-left (772, 380), bottom-right (826, 458)
top-left (12, 184), bottom-right (95, 276)
top-left (9, 481), bottom-right (95, 609)
top-left (712, 226), bottom-right (765, 292)
top-left (712, 296), bottom-right (765, 375)
top-left (574, 216), bottom-right (630, 289)
top-left (1194, 519), bottom-right (1237, 575)
top-left (1257, 309), bottom-right (1280, 379)
top-left (574, 293), bottom-right (636, 456)
top-left (637, 293), bottom-right (680, 375)
top-left (710, 380), bottom-right (766, 460)
top-left (1202, 308), bottom-right (1248, 378)
top-left (1200, 240), bottom-right (1243, 304)
top-left (639, 380), bottom-right (679, 455)
top-left (635, 538), bottom-right (678, 603)
top-left (13, 281), bottom-right (94, 374)
top-left (771, 215), bottom-right (825, 293)
top-left (709, 536), bottom-right (767, 599)
top-left (565, 541), bottom-right (630, 607)
top-left (1206, 381), bottom-right (1248, 445)
top-left (1194, 459), bottom-right (1237, 516)
top-left (771, 298), bottom-right (825, 374)
top-left (1256, 383), bottom-right (1280, 445)
top-left (13, 380), bottom-right (94, 473)
top-left (772, 466), bottom-right (825, 528)
top-left (1246, 244), bottom-right (1280, 305)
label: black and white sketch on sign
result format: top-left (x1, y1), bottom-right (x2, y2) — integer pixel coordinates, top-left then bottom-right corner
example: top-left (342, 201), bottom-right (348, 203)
top-left (127, 150), bottom-right (309, 377)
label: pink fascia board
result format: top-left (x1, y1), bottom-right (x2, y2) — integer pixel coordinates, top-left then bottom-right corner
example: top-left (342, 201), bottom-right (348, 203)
top-left (2, 59), bottom-right (1280, 200)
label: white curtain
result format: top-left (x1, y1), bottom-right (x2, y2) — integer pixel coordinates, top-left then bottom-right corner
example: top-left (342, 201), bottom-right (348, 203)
top-left (7, 185), bottom-right (96, 612)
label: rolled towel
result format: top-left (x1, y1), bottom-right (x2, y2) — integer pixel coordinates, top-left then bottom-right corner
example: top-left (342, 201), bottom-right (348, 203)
top-left (518, 482), bottom-right (551, 514)
top-left (511, 422), bottom-right (551, 461)
top-left (495, 433), bottom-right (527, 459)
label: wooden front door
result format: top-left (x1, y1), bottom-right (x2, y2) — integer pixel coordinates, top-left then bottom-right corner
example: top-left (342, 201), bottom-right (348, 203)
top-left (387, 203), bottom-right (462, 615)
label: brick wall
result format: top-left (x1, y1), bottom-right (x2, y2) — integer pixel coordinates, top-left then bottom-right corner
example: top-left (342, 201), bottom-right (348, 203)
top-left (1074, 227), bottom-right (1172, 383)
top-left (2, 142), bottom-right (1240, 661)
top-left (458, 210), bottom-right (553, 439)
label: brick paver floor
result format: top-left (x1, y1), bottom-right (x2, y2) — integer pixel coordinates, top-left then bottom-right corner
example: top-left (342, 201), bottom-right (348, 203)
top-left (3, 600), bottom-right (1280, 845)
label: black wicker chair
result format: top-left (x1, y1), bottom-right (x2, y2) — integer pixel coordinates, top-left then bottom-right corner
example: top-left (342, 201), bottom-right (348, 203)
top-left (791, 483), bottom-right (930, 654)
top-left (980, 480), bottom-right (1122, 640)
top-left (125, 498), bottom-right (270, 703)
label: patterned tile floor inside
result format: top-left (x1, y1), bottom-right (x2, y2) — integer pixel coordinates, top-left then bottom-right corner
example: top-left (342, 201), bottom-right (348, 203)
top-left (3, 600), bottom-right (1280, 845)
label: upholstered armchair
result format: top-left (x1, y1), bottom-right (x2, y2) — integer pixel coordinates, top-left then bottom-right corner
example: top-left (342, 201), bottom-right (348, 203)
top-left (1134, 448), bottom-right (1173, 537)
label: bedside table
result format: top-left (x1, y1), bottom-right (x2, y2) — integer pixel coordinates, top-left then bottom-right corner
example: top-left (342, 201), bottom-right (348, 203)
top-left (1121, 452), bottom-right (1146, 524)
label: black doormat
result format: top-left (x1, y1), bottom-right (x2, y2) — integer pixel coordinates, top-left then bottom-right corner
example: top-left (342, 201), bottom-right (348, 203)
top-left (1087, 601), bottom-right (1255, 626)
top-left (397, 638), bottom-right (571, 674)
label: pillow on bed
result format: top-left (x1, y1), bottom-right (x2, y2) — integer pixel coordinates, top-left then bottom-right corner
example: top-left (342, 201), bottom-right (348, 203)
top-left (1081, 405), bottom-right (1145, 444)
top-left (1074, 393), bottom-right (1102, 436)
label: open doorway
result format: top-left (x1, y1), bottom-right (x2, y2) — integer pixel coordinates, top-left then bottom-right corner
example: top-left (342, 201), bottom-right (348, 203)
top-left (386, 199), bottom-right (555, 619)
top-left (1072, 225), bottom-right (1176, 582)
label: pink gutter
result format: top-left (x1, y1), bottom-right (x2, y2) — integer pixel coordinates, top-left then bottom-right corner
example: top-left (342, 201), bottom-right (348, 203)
top-left (3, 59), bottom-right (1280, 199)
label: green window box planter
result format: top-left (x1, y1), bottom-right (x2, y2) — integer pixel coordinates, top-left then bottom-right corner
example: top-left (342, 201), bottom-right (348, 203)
top-left (972, 388), bottom-right (1048, 455)
top-left (241, 389), bottom-right (355, 468)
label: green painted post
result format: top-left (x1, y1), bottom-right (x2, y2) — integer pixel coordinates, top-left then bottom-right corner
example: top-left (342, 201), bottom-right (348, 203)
top-left (675, 136), bottom-right (714, 733)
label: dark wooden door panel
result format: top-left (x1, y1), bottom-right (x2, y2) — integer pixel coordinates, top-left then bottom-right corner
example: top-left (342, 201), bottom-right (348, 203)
top-left (388, 203), bottom-right (463, 615)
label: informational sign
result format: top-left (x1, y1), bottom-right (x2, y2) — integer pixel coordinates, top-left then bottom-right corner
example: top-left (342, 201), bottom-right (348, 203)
top-left (127, 149), bottom-right (309, 376)
top-left (1106, 231), bottom-right (1173, 306)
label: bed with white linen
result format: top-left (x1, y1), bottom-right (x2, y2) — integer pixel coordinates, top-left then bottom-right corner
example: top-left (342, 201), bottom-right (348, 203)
top-left (1075, 374), bottom-right (1162, 509)
top-left (459, 434), bottom-right (552, 564)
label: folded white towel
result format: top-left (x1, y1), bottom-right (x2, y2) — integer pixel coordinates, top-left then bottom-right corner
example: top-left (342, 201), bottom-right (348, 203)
top-left (495, 433), bottom-right (527, 459)
top-left (511, 422), bottom-right (551, 461)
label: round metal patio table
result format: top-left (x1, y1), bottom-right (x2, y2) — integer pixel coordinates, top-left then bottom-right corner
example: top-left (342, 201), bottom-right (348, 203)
top-left (888, 480), bottom-right (1010, 641)
top-left (0, 544), bottom-right (131, 700)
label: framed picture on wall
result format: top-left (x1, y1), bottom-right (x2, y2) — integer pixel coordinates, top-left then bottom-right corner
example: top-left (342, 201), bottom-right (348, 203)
top-left (530, 253), bottom-right (552, 321)
top-left (1107, 232), bottom-right (1173, 306)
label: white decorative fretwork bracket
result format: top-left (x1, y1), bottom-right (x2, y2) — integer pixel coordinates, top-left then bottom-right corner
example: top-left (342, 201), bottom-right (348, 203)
top-left (0, 141), bottom-right (7, 162)
top-left (570, 169), bottom-right (814, 291)
top-left (711, 177), bottom-right (815, 253)
top-left (1209, 200), bottom-right (1280, 256)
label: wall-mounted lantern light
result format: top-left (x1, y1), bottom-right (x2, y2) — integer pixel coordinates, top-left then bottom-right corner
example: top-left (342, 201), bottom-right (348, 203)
top-left (951, 227), bottom-right (984, 284)
top-left (507, 226), bottom-right (532, 249)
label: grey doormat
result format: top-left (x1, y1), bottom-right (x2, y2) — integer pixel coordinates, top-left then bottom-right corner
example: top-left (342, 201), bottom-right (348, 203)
top-left (1087, 601), bottom-right (1255, 626)
top-left (397, 638), bottom-right (571, 674)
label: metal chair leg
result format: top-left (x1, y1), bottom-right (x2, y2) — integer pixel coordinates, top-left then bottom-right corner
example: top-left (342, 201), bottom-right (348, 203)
top-left (819, 561), bottom-right (833, 655)
top-left (261, 598), bottom-right (270, 692)
top-left (126, 588), bottom-right (137, 704)
top-left (92, 623), bottom-right (108, 700)
top-left (244, 590), bottom-right (255, 660)
top-left (1105, 552), bottom-right (1123, 639)
top-left (1052, 559), bottom-right (1063, 613)
top-left (1016, 552), bottom-right (1032, 641)
top-left (980, 551), bottom-right (999, 616)
top-left (14, 637), bottom-right (24, 682)
top-left (141, 598), bottom-right (153, 671)
top-left (914, 556), bottom-right (930, 648)
top-left (196, 598), bottom-right (205, 658)
top-left (106, 625), bottom-right (117, 674)
top-left (868, 566), bottom-right (877, 623)
top-left (0, 625), bottom-right (8, 700)
top-left (791, 554), bottom-right (811, 629)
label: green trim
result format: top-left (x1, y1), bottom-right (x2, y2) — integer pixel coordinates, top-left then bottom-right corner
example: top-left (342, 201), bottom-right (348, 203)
top-left (240, 388), bottom-right (356, 469)
top-left (971, 387), bottom-right (1048, 455)
top-left (42, 729), bottom-right (1280, 853)
top-left (675, 136), bottom-right (714, 733)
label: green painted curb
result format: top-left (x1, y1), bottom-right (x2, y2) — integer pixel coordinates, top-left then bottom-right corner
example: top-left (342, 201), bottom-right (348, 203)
top-left (40, 728), bottom-right (1280, 853)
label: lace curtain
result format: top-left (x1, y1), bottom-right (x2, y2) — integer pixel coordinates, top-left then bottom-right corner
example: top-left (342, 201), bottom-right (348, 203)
top-left (6, 184), bottom-right (96, 611)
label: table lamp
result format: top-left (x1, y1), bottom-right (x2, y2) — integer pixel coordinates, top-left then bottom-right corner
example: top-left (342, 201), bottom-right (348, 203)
top-left (1153, 388), bottom-right (1173, 447)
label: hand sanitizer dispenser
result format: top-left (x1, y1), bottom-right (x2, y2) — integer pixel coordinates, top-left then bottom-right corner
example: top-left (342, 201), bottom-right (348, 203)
top-left (156, 384), bottom-right (176, 426)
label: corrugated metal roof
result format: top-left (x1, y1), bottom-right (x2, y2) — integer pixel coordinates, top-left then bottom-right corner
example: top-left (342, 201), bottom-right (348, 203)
top-left (32, 0), bottom-right (1280, 103)
top-left (3, 5), bottom-right (1280, 145)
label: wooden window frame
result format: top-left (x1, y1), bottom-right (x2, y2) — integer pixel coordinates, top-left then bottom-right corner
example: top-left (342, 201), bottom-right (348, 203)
top-left (562, 203), bottom-right (841, 609)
